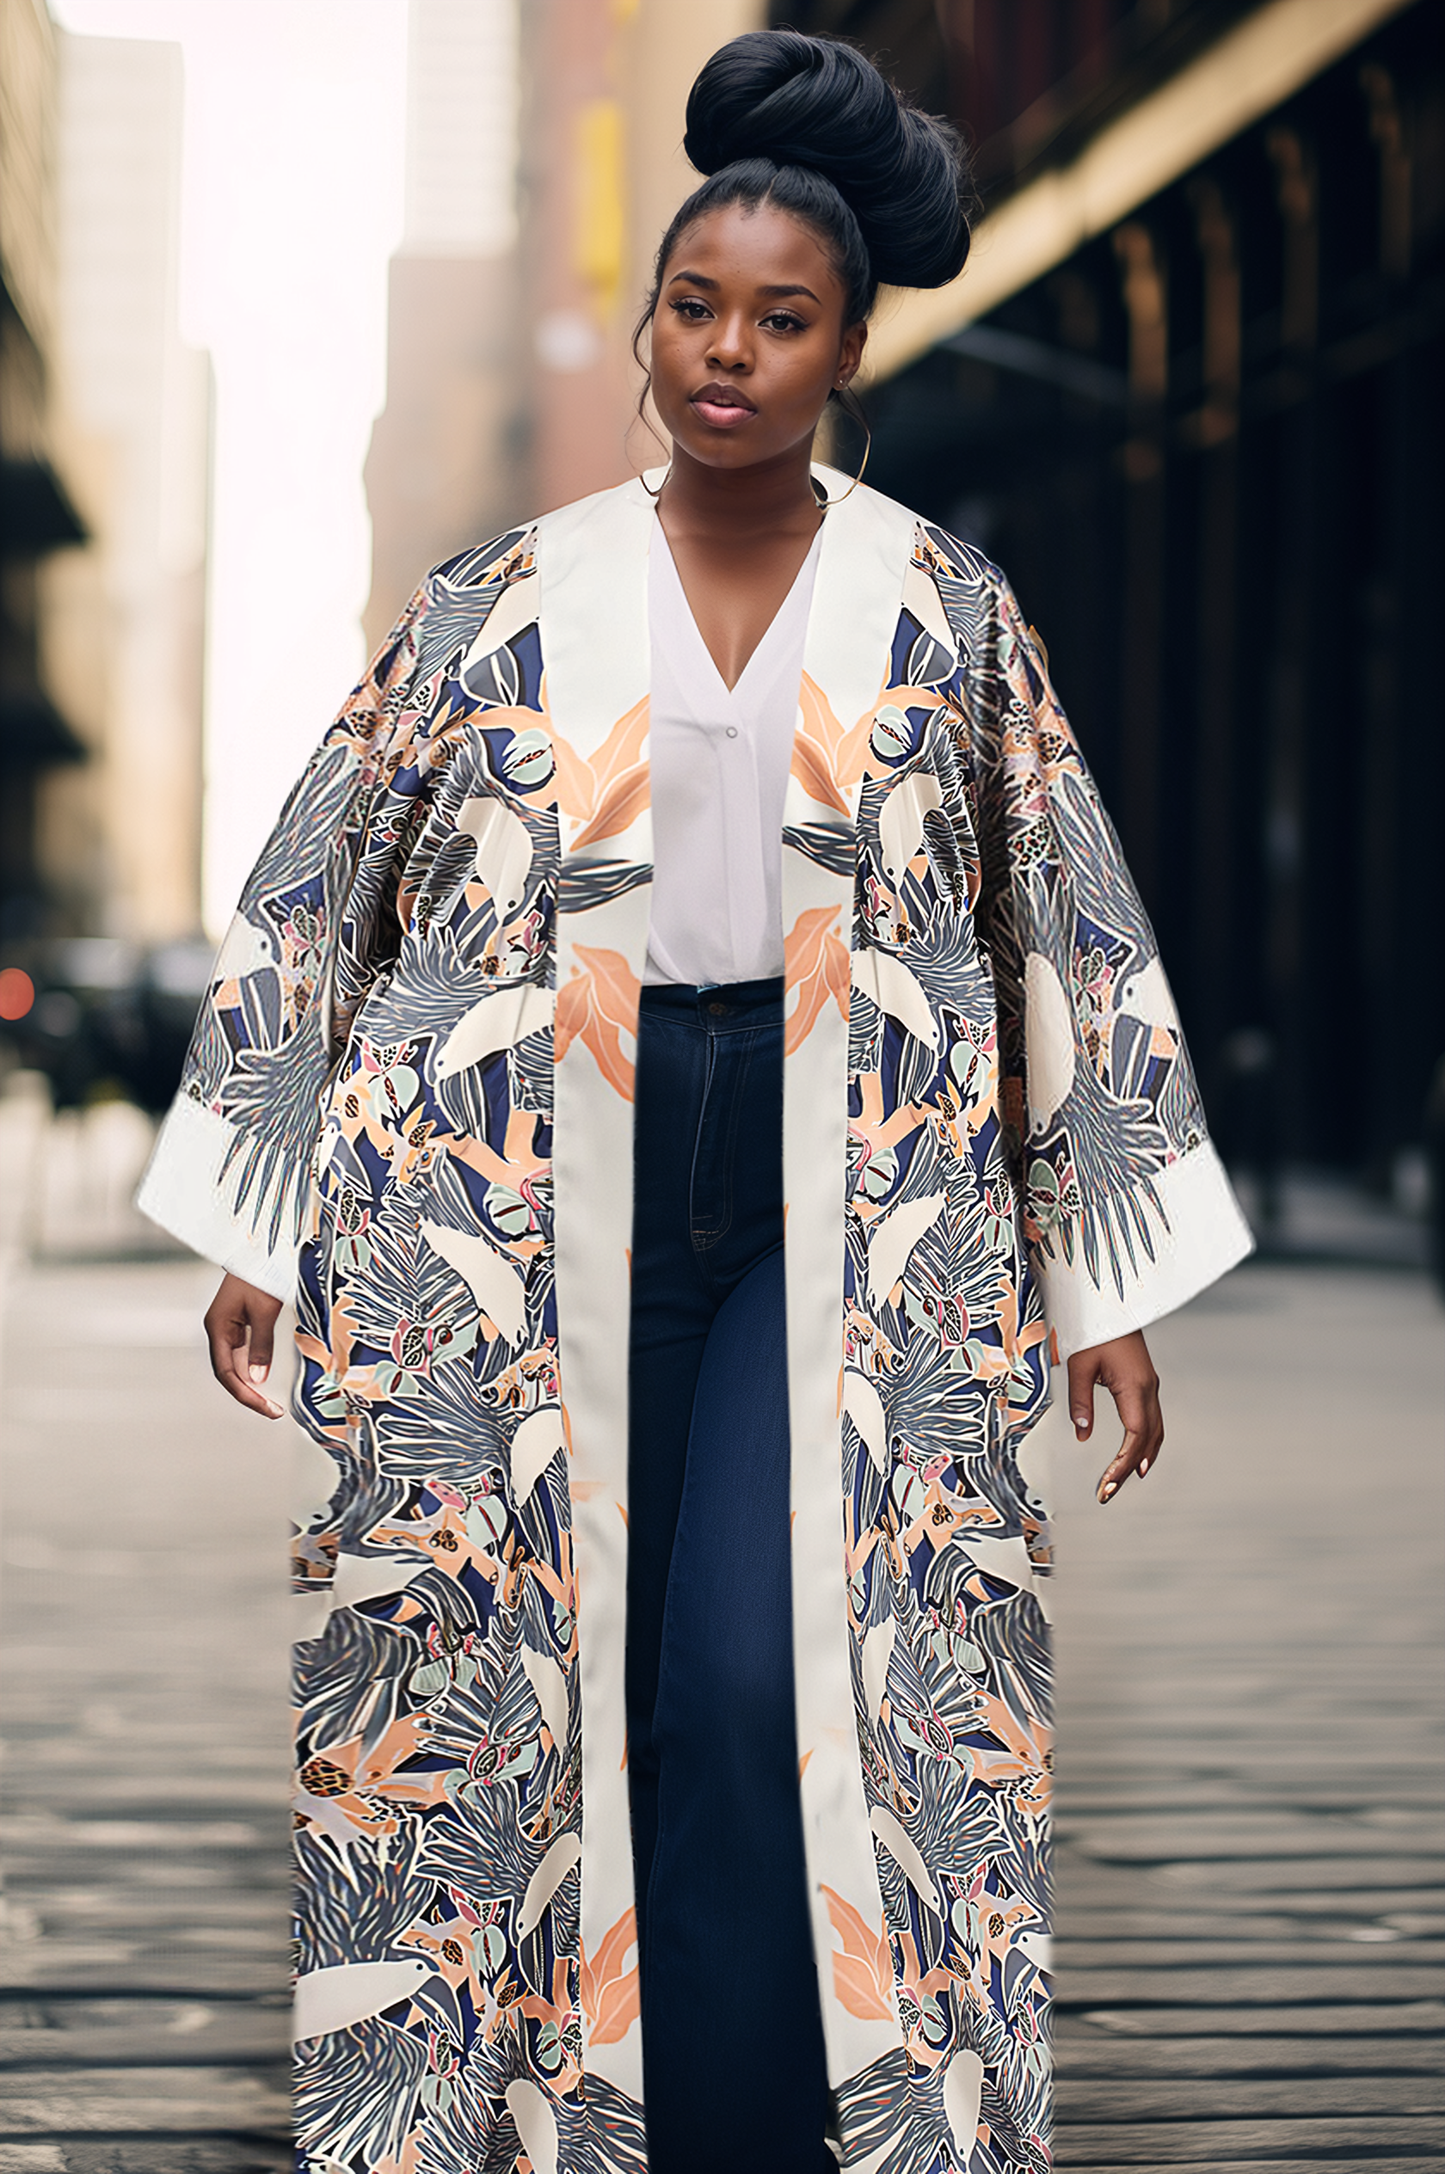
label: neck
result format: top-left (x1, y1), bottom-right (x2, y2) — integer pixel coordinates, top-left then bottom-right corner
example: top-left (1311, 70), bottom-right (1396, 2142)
top-left (658, 435), bottom-right (822, 542)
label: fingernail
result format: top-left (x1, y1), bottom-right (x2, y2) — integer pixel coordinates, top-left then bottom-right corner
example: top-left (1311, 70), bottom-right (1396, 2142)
top-left (249, 1364), bottom-right (269, 1385)
top-left (1071, 1411), bottom-right (1088, 1429)
top-left (1139, 1458), bottom-right (1151, 1476)
top-left (266, 1399), bottom-right (284, 1419)
top-left (1099, 1480), bottom-right (1117, 1502)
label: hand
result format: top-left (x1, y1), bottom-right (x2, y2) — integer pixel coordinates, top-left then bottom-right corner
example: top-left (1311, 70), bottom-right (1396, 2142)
top-left (1067, 1329), bottom-right (1163, 1505)
top-left (204, 1272), bottom-right (285, 1419)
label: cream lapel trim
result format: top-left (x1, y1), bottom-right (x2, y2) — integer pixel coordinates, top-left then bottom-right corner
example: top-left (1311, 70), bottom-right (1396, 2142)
top-left (800, 468), bottom-right (920, 817)
top-left (539, 475), bottom-right (655, 839)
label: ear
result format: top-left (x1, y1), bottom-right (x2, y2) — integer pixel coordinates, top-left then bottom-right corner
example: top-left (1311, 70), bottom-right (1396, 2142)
top-left (834, 319), bottom-right (868, 391)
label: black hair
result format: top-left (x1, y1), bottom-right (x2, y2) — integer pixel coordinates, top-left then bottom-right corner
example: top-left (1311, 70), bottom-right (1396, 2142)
top-left (639, 29), bottom-right (974, 341)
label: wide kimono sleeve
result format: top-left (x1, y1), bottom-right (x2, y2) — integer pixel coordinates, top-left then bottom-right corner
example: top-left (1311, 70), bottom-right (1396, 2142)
top-left (958, 558), bottom-right (1253, 1359)
top-left (136, 585), bottom-right (434, 1302)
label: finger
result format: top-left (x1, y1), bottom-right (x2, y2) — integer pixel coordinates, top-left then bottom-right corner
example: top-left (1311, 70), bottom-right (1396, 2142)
top-left (1096, 1387), bottom-right (1163, 1503)
top-left (1065, 1352), bottom-right (1097, 1440)
top-left (247, 1308), bottom-right (276, 1388)
top-left (204, 1308), bottom-right (283, 1420)
top-left (1137, 1421), bottom-right (1164, 1479)
top-left (220, 1351), bottom-right (284, 1419)
top-left (1096, 1427), bottom-right (1148, 1503)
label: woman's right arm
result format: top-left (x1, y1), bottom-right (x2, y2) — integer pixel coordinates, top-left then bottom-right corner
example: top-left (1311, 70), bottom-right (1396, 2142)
top-left (144, 531), bottom-right (535, 1370)
top-left (204, 1272), bottom-right (285, 1419)
top-left (134, 583), bottom-right (435, 1315)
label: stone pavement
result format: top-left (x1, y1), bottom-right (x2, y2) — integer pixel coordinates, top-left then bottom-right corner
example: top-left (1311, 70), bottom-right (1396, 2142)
top-left (0, 1203), bottom-right (1440, 2167)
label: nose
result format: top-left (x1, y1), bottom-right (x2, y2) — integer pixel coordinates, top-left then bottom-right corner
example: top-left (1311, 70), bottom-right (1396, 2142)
top-left (706, 310), bottom-right (753, 372)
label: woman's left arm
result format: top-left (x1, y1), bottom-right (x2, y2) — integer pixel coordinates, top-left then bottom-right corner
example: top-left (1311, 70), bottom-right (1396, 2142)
top-left (947, 552), bottom-right (1253, 1387)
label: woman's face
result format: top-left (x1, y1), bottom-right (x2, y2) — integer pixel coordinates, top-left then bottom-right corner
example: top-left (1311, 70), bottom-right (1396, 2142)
top-left (648, 200), bottom-right (866, 474)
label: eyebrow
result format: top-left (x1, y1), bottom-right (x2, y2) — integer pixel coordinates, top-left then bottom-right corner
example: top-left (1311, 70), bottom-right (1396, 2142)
top-left (666, 270), bottom-right (822, 305)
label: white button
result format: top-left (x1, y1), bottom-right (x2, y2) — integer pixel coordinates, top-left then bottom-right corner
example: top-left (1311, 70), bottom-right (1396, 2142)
top-left (725, 726), bottom-right (739, 738)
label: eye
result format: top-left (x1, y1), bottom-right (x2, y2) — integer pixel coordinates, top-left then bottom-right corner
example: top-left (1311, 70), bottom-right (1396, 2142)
top-left (669, 296), bottom-right (711, 322)
top-left (762, 310), bottom-right (807, 334)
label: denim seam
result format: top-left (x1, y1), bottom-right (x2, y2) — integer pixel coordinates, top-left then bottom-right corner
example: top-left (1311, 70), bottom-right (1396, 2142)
top-left (689, 1026), bottom-right (762, 1262)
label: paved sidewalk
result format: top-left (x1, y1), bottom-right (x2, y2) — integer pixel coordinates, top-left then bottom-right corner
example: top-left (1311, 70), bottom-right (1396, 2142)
top-left (0, 1239), bottom-right (1440, 2170)
top-left (1043, 1262), bottom-right (1445, 2169)
top-left (0, 1254), bottom-right (293, 2172)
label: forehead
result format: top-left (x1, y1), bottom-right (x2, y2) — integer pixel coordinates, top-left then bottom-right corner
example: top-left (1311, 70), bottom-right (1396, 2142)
top-left (663, 199), bottom-right (844, 297)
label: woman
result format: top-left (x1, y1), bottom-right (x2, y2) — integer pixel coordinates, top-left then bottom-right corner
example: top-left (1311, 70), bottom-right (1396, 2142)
top-left (141, 31), bottom-right (1251, 2174)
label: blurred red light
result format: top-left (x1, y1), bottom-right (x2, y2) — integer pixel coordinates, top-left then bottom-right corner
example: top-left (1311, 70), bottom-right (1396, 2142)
top-left (0, 967), bottom-right (35, 1022)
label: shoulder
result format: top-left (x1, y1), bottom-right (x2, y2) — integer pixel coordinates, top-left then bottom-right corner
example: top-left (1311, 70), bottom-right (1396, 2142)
top-left (916, 521), bottom-right (1008, 602)
top-left (426, 522), bottom-right (538, 600)
top-left (389, 522), bottom-right (546, 686)
top-left (426, 477), bottom-right (658, 604)
top-left (846, 481), bottom-right (1017, 668)
top-left (842, 478), bottom-right (1008, 604)
top-left (848, 486), bottom-right (1054, 725)
top-left (418, 475), bottom-right (655, 631)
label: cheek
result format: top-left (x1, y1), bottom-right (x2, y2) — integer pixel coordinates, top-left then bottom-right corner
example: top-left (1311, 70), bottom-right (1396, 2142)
top-left (648, 321), bottom-right (692, 401)
top-left (770, 342), bottom-right (838, 414)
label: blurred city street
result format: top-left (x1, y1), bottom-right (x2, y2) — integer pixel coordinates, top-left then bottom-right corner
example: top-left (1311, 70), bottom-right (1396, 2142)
top-left (0, 1100), bottom-right (1441, 2171)
top-left (1, 0), bottom-right (1441, 2167)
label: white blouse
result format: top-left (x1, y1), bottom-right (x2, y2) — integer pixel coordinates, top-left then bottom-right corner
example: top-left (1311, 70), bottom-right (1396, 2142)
top-left (644, 519), bottom-right (822, 986)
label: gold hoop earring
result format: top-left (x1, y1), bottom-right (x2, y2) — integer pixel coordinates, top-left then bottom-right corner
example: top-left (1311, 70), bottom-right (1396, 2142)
top-left (818, 415), bottom-right (871, 507)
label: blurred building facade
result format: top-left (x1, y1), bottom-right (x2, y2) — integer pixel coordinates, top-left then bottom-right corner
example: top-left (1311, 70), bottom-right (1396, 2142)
top-left (0, 12), bottom-right (211, 1112)
top-left (0, 10), bottom-right (209, 952)
top-left (788, 0), bottom-right (1442, 1190)
top-left (363, 0), bottom-right (526, 651)
top-left (364, 0), bottom-right (765, 640)
top-left (515, 0), bottom-right (764, 516)
top-left (0, 0), bottom-right (84, 943)
top-left (45, 30), bottom-right (210, 949)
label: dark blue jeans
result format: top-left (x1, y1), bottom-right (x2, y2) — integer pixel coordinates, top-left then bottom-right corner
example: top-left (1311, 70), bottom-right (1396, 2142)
top-left (627, 979), bottom-right (833, 2172)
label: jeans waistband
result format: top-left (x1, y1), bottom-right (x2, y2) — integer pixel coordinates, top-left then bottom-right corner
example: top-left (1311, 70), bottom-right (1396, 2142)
top-left (638, 977), bottom-right (785, 1031)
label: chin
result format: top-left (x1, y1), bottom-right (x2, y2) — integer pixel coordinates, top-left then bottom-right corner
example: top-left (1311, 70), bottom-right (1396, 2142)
top-left (674, 430), bottom-right (768, 469)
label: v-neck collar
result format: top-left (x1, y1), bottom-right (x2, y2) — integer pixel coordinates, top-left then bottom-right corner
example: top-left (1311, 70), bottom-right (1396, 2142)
top-left (651, 516), bottom-right (823, 703)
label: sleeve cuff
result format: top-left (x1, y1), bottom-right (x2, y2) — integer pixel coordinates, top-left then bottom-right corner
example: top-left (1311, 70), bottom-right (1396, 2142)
top-left (1037, 1138), bottom-right (1254, 1361)
top-left (135, 1092), bottom-right (302, 1303)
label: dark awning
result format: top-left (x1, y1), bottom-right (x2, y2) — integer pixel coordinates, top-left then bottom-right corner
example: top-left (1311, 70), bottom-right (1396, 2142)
top-left (0, 459), bottom-right (87, 555)
top-left (0, 690), bottom-right (88, 764)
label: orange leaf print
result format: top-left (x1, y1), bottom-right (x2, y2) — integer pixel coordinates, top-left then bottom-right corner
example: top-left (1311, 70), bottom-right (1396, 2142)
top-left (580, 1907), bottom-right (640, 2046)
top-left (790, 674), bottom-right (874, 813)
top-left (573, 768), bottom-right (650, 854)
top-left (551, 696), bottom-right (650, 849)
top-left (555, 946), bottom-right (640, 1098)
top-left (790, 732), bottom-right (848, 816)
top-left (821, 1886), bottom-right (896, 2023)
top-left (785, 906), bottom-right (850, 1055)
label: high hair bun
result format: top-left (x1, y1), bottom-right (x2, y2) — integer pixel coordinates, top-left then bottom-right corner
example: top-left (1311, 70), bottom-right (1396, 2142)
top-left (682, 29), bottom-right (971, 293)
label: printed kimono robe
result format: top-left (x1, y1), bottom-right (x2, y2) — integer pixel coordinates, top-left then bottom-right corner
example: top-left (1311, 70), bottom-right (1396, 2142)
top-left (140, 468), bottom-right (1251, 2174)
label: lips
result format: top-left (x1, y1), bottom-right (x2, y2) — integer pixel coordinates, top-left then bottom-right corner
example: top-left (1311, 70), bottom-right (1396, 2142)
top-left (690, 382), bottom-right (757, 429)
